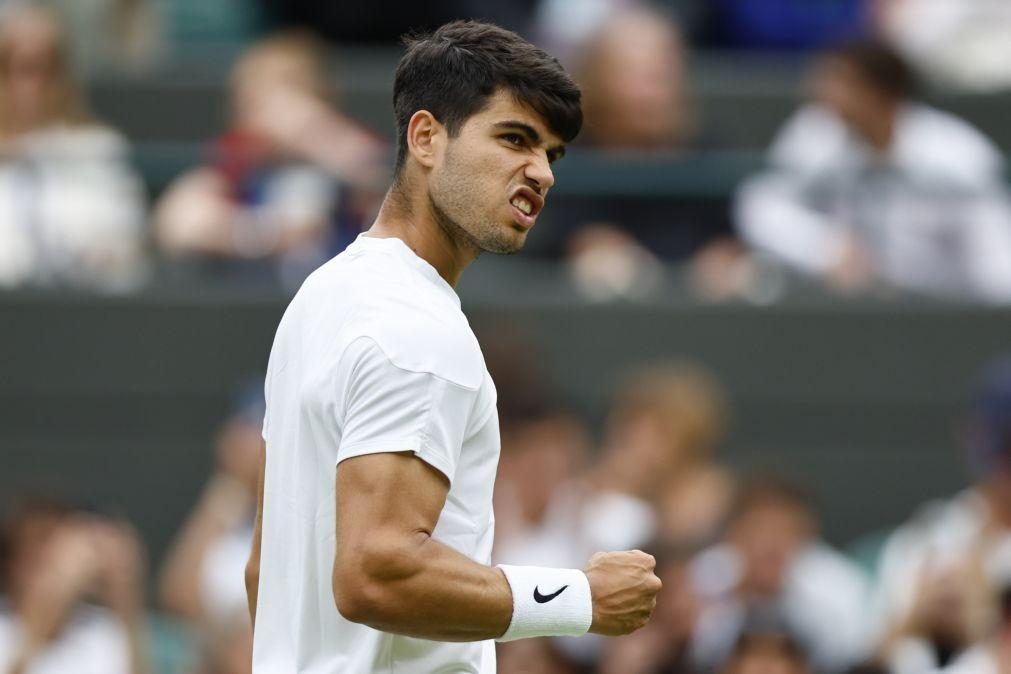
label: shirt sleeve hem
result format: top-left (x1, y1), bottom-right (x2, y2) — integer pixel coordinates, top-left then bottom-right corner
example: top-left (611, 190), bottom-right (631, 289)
top-left (337, 439), bottom-right (454, 484)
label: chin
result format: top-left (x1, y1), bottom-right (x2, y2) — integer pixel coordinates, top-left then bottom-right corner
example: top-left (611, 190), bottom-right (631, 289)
top-left (475, 223), bottom-right (527, 255)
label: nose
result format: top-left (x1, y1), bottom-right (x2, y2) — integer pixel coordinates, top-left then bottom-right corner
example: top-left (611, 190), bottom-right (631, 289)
top-left (525, 152), bottom-right (555, 192)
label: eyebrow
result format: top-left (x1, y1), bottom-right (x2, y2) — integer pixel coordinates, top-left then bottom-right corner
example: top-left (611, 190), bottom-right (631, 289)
top-left (493, 120), bottom-right (566, 161)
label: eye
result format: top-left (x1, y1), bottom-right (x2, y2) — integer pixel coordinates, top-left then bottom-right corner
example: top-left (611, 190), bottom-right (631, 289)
top-left (501, 133), bottom-right (525, 147)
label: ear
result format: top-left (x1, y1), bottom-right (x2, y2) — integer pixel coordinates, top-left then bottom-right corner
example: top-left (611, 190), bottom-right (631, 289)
top-left (406, 110), bottom-right (442, 170)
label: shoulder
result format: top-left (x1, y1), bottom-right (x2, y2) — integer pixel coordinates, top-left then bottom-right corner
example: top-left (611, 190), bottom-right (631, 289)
top-left (768, 104), bottom-right (852, 173)
top-left (349, 305), bottom-right (484, 391)
top-left (303, 254), bottom-right (484, 391)
top-left (25, 123), bottom-right (132, 158)
top-left (898, 104), bottom-right (1004, 184)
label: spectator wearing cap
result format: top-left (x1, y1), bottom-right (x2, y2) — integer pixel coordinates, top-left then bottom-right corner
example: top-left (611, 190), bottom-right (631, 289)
top-left (735, 41), bottom-right (1011, 302)
top-left (871, 357), bottom-right (1011, 674)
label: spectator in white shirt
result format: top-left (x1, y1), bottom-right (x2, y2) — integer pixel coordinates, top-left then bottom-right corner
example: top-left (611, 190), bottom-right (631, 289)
top-left (0, 4), bottom-right (147, 291)
top-left (871, 357), bottom-right (1011, 674)
top-left (735, 41), bottom-right (1011, 302)
top-left (0, 497), bottom-right (149, 674)
top-left (690, 478), bottom-right (871, 673)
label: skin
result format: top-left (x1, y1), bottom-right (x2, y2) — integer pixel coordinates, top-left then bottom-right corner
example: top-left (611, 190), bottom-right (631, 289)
top-left (6, 517), bottom-right (149, 674)
top-left (246, 87), bottom-right (662, 642)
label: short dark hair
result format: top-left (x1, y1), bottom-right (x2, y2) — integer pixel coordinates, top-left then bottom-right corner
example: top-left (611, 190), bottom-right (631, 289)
top-left (392, 20), bottom-right (582, 174)
top-left (829, 40), bottom-right (917, 100)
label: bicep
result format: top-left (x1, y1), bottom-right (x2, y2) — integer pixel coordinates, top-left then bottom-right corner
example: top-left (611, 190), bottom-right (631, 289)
top-left (334, 451), bottom-right (449, 567)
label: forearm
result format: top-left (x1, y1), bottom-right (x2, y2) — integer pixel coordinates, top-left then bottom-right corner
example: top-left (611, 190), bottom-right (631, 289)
top-left (245, 556), bottom-right (259, 629)
top-left (159, 476), bottom-right (248, 617)
top-left (122, 615), bottom-right (150, 674)
top-left (6, 640), bottom-right (40, 674)
top-left (335, 533), bottom-right (512, 641)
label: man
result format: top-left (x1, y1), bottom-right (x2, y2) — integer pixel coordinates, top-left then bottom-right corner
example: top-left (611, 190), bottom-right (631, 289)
top-left (735, 41), bottom-right (1011, 301)
top-left (871, 357), bottom-right (1011, 673)
top-left (246, 20), bottom-right (662, 673)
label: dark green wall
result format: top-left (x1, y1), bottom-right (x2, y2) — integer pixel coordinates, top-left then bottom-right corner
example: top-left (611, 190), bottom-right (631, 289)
top-left (2, 281), bottom-right (1010, 565)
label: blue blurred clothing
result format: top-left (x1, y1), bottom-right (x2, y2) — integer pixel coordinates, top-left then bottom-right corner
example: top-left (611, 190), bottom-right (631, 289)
top-left (709, 0), bottom-right (870, 50)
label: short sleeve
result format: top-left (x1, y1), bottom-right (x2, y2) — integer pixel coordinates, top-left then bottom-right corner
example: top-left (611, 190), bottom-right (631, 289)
top-left (334, 336), bottom-right (479, 484)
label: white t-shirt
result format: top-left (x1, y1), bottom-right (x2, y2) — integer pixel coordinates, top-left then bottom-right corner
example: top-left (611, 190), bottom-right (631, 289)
top-left (0, 604), bottom-right (130, 674)
top-left (254, 234), bottom-right (501, 674)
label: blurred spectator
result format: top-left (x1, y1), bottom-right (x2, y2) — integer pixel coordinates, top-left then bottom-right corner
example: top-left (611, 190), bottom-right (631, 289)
top-left (496, 362), bottom-right (734, 565)
top-left (530, 5), bottom-right (731, 298)
top-left (496, 637), bottom-right (580, 674)
top-left (593, 362), bottom-right (735, 551)
top-left (719, 630), bottom-right (811, 674)
top-left (0, 497), bottom-right (149, 674)
top-left (493, 362), bottom-right (733, 671)
top-left (935, 547), bottom-right (1011, 674)
top-left (492, 406), bottom-right (593, 567)
top-left (875, 0), bottom-right (1011, 91)
top-left (190, 608), bottom-right (252, 674)
top-left (154, 31), bottom-right (386, 286)
top-left (690, 478), bottom-right (870, 673)
top-left (158, 385), bottom-right (263, 625)
top-left (42, 0), bottom-right (164, 74)
top-left (596, 545), bottom-right (700, 674)
top-left (871, 357), bottom-right (1011, 674)
top-left (735, 41), bottom-right (1011, 302)
top-left (574, 4), bottom-right (692, 151)
top-left (0, 4), bottom-right (147, 291)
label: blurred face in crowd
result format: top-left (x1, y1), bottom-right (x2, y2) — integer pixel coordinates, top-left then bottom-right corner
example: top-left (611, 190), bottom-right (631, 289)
top-left (721, 635), bottom-right (810, 674)
top-left (229, 35), bottom-right (326, 145)
top-left (651, 557), bottom-right (701, 641)
top-left (580, 9), bottom-right (689, 149)
top-left (811, 56), bottom-right (897, 147)
top-left (731, 497), bottom-right (814, 597)
top-left (501, 413), bottom-right (589, 523)
top-left (202, 612), bottom-right (254, 674)
top-left (216, 414), bottom-right (266, 496)
top-left (602, 407), bottom-right (686, 495)
top-left (0, 7), bottom-right (65, 130)
top-left (424, 88), bottom-right (563, 255)
top-left (4, 509), bottom-right (66, 599)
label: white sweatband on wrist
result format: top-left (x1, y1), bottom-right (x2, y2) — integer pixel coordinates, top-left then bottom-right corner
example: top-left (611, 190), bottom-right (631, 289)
top-left (496, 565), bottom-right (593, 642)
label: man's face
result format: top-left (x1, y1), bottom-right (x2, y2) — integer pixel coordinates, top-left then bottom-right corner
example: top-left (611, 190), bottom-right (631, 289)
top-left (427, 89), bottom-right (565, 254)
top-left (811, 57), bottom-right (894, 141)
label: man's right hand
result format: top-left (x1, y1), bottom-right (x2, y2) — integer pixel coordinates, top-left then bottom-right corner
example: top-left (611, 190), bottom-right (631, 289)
top-left (584, 550), bottom-right (662, 636)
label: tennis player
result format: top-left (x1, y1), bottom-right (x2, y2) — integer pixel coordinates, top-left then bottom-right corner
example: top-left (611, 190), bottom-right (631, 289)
top-left (247, 20), bottom-right (661, 673)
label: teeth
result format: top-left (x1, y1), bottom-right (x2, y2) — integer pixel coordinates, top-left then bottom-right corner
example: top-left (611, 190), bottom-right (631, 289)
top-left (511, 197), bottom-right (532, 215)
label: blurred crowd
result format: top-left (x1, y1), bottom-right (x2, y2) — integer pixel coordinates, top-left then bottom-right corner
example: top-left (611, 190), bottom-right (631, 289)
top-left (3, 0), bottom-right (1011, 673)
top-left (4, 355), bottom-right (1011, 674)
top-left (0, 0), bottom-right (1009, 300)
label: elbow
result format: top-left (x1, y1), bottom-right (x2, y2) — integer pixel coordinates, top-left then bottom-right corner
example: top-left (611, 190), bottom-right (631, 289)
top-left (332, 571), bottom-right (380, 625)
top-left (332, 538), bottom-right (423, 627)
top-left (245, 556), bottom-right (260, 599)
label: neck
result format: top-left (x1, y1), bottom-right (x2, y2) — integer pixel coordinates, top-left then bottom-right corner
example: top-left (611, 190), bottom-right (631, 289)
top-left (862, 102), bottom-right (900, 154)
top-left (365, 175), bottom-right (479, 288)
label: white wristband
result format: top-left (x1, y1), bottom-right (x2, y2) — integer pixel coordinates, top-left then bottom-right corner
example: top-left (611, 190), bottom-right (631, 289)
top-left (496, 565), bottom-right (593, 642)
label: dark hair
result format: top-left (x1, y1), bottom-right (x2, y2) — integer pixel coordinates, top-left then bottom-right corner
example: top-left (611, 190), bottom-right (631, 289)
top-left (828, 41), bottom-right (917, 100)
top-left (392, 20), bottom-right (582, 174)
top-left (0, 496), bottom-right (74, 594)
top-left (730, 475), bottom-right (815, 525)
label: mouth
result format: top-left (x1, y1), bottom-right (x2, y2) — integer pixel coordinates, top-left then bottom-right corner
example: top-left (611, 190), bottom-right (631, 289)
top-left (508, 186), bottom-right (544, 230)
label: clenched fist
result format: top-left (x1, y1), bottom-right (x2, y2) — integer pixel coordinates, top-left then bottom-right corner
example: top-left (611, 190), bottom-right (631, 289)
top-left (584, 550), bottom-right (662, 636)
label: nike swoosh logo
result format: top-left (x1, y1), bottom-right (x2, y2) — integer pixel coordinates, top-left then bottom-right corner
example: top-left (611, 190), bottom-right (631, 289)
top-left (533, 585), bottom-right (568, 603)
